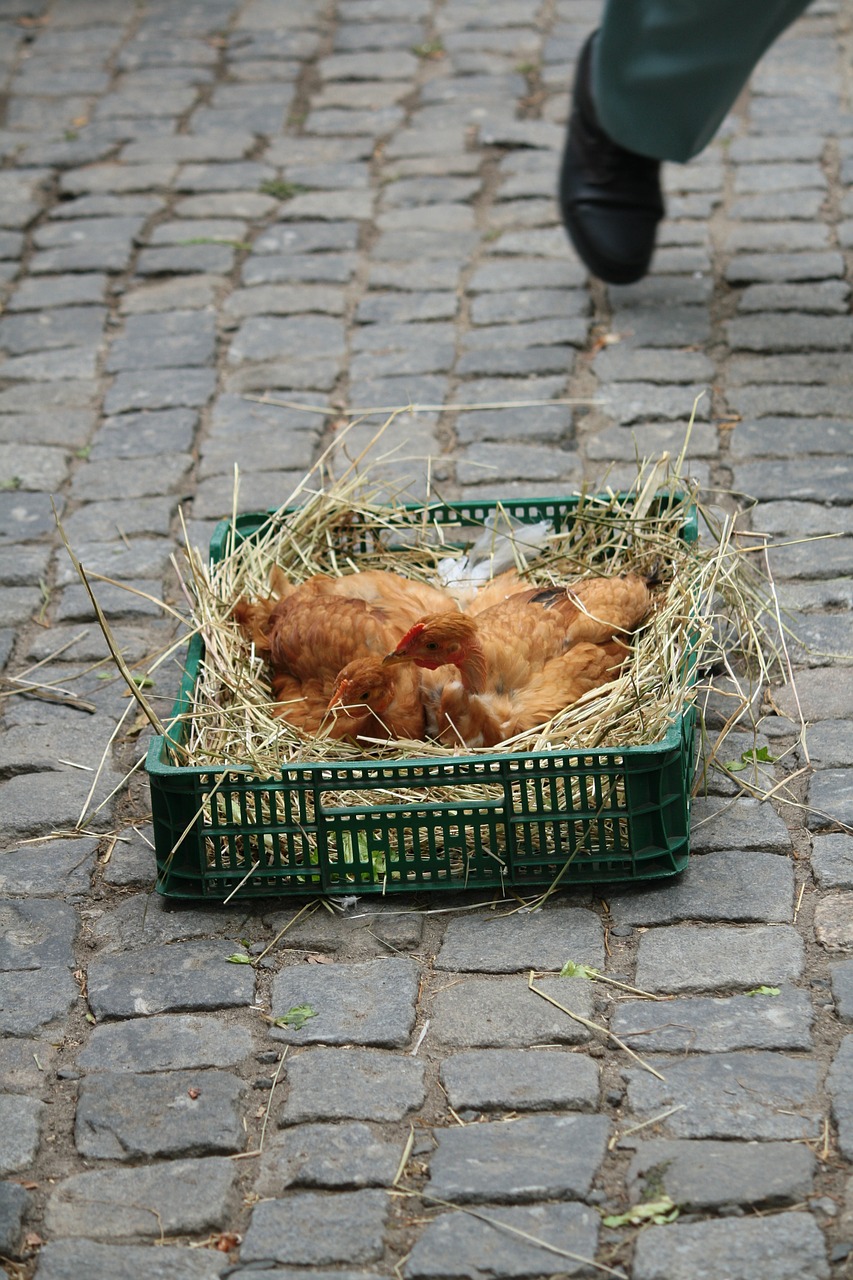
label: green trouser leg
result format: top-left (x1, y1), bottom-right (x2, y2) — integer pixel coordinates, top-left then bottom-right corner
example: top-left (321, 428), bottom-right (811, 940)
top-left (593, 0), bottom-right (814, 162)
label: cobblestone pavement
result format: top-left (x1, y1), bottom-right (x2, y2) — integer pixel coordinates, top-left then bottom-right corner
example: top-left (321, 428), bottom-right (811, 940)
top-left (2, 0), bottom-right (853, 1277)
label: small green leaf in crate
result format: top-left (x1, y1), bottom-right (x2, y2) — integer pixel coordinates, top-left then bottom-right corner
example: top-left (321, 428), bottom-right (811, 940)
top-left (745, 985), bottom-right (781, 997)
top-left (226, 952), bottom-right (253, 965)
top-left (560, 960), bottom-right (598, 979)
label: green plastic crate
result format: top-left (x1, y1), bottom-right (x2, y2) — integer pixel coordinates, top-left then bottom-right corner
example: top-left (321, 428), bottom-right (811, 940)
top-left (146, 493), bottom-right (698, 901)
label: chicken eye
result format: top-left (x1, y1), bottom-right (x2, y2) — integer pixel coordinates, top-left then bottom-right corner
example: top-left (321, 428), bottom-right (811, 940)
top-left (424, 641), bottom-right (439, 651)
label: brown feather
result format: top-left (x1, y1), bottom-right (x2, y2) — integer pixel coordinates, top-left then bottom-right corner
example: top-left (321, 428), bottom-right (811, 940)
top-left (437, 640), bottom-right (628, 747)
top-left (269, 671), bottom-right (333, 733)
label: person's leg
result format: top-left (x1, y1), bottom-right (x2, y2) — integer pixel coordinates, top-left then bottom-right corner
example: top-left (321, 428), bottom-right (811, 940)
top-left (595, 0), bottom-right (814, 163)
top-left (559, 0), bottom-right (813, 284)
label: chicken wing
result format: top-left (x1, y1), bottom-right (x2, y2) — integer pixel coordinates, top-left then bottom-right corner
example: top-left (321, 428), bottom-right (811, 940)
top-left (436, 640), bottom-right (627, 747)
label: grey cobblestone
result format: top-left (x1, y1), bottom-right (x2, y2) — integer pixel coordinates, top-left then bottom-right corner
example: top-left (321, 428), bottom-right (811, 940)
top-left (808, 770), bottom-right (853, 831)
top-left (726, 251), bottom-right (845, 284)
top-left (729, 417), bottom-right (853, 458)
top-left (611, 987), bottom-right (814, 1053)
top-left (75, 1069), bottom-right (247, 1159)
top-left (635, 923), bottom-right (804, 994)
top-left (456, 346), bottom-right (576, 379)
top-left (774, 667), bottom-right (853, 721)
top-left (134, 243), bottom-right (236, 276)
top-left (1, 3), bottom-right (852, 1276)
top-left (0, 836), bottom-right (97, 899)
top-left (226, 283), bottom-right (346, 317)
top-left (689, 795), bottom-right (792, 852)
top-left (738, 281), bottom-right (850, 313)
top-left (596, 382), bottom-right (711, 425)
top-left (77, 1014), bottom-right (254, 1074)
top-left (787, 615), bottom-right (853, 668)
top-left (609, 849), bottom-right (793, 925)
top-left (88, 893), bottom-right (242, 953)
top-left (457, 441), bottom-right (582, 487)
top-left (106, 312), bottom-right (216, 372)
top-left (631, 1213), bottom-right (828, 1280)
top-left (593, 346), bottom-right (714, 383)
top-left (404, 1202), bottom-right (599, 1280)
top-left (33, 1242), bottom-right (230, 1280)
top-left (270, 956), bottom-right (419, 1046)
top-left (257, 1122), bottom-right (403, 1191)
top-left (811, 832), bottom-right (853, 887)
top-left (44, 1157), bottom-right (240, 1241)
top-left (626, 1051), bottom-right (821, 1140)
top-left (0, 306), bottom-right (106, 354)
top-left (0, 1181), bottom-right (31, 1259)
top-left (831, 959), bottom-right (853, 1023)
top-left (626, 1139), bottom-right (815, 1211)
top-left (241, 1191), bottom-right (389, 1267)
top-left (50, 584), bottom-right (162, 625)
top-left (241, 251), bottom-right (358, 285)
top-left (0, 1094), bottom-right (44, 1176)
top-left (86, 940), bottom-right (256, 1019)
top-left (280, 1047), bottom-right (425, 1123)
top-left (436, 904), bottom-right (603, 972)
top-left (439, 1048), bottom-right (599, 1113)
top-left (103, 369), bottom-right (215, 415)
top-left (429, 1113), bottom-right (609, 1203)
top-left (120, 276), bottom-right (221, 313)
top-left (431, 974), bottom-right (594, 1047)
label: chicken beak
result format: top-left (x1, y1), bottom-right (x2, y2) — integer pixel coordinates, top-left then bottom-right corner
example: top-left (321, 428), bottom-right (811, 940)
top-left (327, 681), bottom-right (349, 711)
top-left (382, 650), bottom-right (408, 667)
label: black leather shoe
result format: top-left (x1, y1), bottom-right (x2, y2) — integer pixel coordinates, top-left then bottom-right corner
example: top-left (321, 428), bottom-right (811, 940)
top-left (558, 32), bottom-right (664, 285)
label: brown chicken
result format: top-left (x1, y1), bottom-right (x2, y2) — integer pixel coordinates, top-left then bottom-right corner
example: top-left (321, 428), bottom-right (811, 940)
top-left (232, 569), bottom-right (457, 731)
top-left (267, 671), bottom-right (332, 733)
top-left (382, 572), bottom-right (652, 746)
top-left (234, 570), bottom-right (457, 671)
top-left (325, 656), bottom-right (426, 743)
top-left (384, 572), bottom-right (652, 694)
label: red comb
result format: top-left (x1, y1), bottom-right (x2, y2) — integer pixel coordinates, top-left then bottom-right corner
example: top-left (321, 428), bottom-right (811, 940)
top-left (396, 620), bottom-right (426, 649)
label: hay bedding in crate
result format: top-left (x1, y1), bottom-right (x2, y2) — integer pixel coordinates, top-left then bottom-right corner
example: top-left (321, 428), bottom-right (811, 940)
top-left (155, 441), bottom-right (768, 889)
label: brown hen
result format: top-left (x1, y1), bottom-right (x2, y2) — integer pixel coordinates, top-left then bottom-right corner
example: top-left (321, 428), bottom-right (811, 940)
top-left (325, 656), bottom-right (426, 743)
top-left (437, 639), bottom-right (628, 747)
top-left (383, 571), bottom-right (652, 746)
top-left (232, 569), bottom-right (457, 731)
top-left (384, 572), bottom-right (652, 693)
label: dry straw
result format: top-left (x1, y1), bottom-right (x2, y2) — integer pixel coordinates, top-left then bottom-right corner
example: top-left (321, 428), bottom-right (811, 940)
top-left (161, 413), bottom-right (786, 787)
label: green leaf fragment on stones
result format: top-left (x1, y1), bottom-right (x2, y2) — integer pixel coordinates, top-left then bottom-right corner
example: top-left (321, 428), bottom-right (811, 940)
top-left (601, 1196), bottom-right (679, 1228)
top-left (559, 960), bottom-right (598, 979)
top-left (273, 1004), bottom-right (318, 1030)
top-left (724, 745), bottom-right (778, 772)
